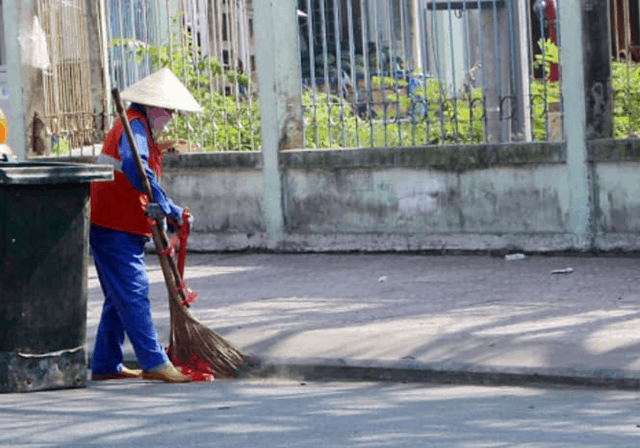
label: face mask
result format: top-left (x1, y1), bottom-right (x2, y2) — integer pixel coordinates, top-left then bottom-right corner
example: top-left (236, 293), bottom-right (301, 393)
top-left (147, 107), bottom-right (173, 132)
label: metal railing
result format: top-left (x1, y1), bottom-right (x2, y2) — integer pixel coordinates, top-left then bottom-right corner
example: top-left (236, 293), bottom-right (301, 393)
top-left (106, 0), bottom-right (260, 153)
top-left (298, 0), bottom-right (564, 149)
top-left (611, 0), bottom-right (640, 139)
top-left (37, 0), bottom-right (97, 156)
top-left (34, 0), bottom-right (567, 156)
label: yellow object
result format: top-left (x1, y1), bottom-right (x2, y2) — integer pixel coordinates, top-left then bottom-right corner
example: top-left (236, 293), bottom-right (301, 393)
top-left (0, 109), bottom-right (7, 144)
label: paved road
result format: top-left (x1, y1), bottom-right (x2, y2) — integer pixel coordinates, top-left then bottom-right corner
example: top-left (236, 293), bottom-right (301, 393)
top-left (86, 253), bottom-right (640, 387)
top-left (2, 379), bottom-right (640, 448)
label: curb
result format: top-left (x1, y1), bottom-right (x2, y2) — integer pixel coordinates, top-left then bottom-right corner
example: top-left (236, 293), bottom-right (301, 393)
top-left (240, 357), bottom-right (640, 390)
top-left (102, 353), bottom-right (640, 390)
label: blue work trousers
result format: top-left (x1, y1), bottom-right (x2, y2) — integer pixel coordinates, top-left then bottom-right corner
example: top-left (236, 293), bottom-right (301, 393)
top-left (90, 225), bottom-right (169, 374)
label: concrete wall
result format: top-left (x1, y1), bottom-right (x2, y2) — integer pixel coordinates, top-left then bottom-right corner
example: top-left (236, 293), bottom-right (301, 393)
top-left (2, 0), bottom-right (37, 160)
top-left (47, 139), bottom-right (640, 253)
top-left (161, 153), bottom-right (265, 249)
top-left (156, 141), bottom-right (585, 253)
top-left (591, 139), bottom-right (640, 251)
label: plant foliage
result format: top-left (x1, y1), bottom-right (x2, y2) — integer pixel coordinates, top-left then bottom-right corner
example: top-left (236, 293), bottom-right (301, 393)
top-left (110, 33), bottom-right (640, 152)
top-left (110, 24), bottom-right (258, 152)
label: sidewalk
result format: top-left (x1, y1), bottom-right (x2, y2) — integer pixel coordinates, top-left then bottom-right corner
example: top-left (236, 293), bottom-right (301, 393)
top-left (87, 252), bottom-right (640, 388)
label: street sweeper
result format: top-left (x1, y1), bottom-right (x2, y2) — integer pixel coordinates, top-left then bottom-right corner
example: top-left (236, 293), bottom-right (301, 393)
top-left (90, 68), bottom-right (202, 383)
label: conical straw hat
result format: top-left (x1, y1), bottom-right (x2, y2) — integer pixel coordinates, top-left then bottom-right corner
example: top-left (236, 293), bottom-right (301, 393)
top-left (120, 68), bottom-right (204, 113)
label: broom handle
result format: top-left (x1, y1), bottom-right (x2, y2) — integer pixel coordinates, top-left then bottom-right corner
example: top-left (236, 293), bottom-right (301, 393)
top-left (111, 88), bottom-right (187, 303)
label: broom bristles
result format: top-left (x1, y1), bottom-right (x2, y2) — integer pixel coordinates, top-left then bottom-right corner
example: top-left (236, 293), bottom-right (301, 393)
top-left (168, 294), bottom-right (246, 379)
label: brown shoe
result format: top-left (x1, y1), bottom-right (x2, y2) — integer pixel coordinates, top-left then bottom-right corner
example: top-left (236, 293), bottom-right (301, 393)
top-left (143, 364), bottom-right (192, 383)
top-left (92, 366), bottom-right (143, 381)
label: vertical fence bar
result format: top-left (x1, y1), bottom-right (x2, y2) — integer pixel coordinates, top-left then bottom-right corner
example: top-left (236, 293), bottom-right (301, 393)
top-left (166, 0), bottom-right (173, 72)
top-left (506, 0), bottom-right (518, 140)
top-left (401, 0), bottom-right (408, 145)
top-left (387, 0), bottom-right (402, 146)
top-left (214, 0), bottom-right (225, 149)
top-left (333, 0), bottom-right (346, 147)
top-left (319, 0), bottom-right (332, 147)
top-left (184, 0), bottom-right (194, 150)
top-left (477, 0), bottom-right (488, 141)
top-left (166, 0), bottom-right (178, 144)
top-left (154, 0), bottom-right (161, 67)
top-left (462, 0), bottom-right (475, 143)
top-left (431, 0), bottom-right (446, 142)
top-left (346, 0), bottom-right (360, 147)
top-left (198, 0), bottom-right (206, 151)
top-left (217, 0), bottom-right (229, 151)
top-left (129, 0), bottom-right (137, 83)
top-left (613, 0), bottom-right (620, 59)
top-left (206, 23), bottom-right (216, 153)
top-left (298, 6), bottom-right (307, 149)
top-left (360, 0), bottom-right (374, 147)
top-left (419, 0), bottom-right (431, 143)
top-left (242, 2), bottom-right (257, 151)
top-left (64, 1), bottom-right (72, 148)
top-left (230, 0), bottom-right (240, 151)
top-left (447, 0), bottom-right (459, 142)
top-left (141, 0), bottom-right (149, 76)
top-left (49, 0), bottom-right (61, 147)
top-left (307, 0), bottom-right (319, 148)
top-left (623, 0), bottom-right (632, 137)
top-left (536, 0), bottom-right (549, 140)
top-left (372, 0), bottom-right (388, 147)
top-left (404, 0), bottom-right (417, 146)
top-left (107, 0), bottom-right (115, 100)
top-left (491, 0), bottom-right (502, 139)
top-left (527, 0), bottom-right (536, 140)
top-left (555, 0), bottom-right (564, 140)
top-left (212, 0), bottom-right (221, 94)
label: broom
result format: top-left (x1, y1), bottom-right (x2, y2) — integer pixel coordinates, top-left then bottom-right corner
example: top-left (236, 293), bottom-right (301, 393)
top-left (111, 88), bottom-right (246, 379)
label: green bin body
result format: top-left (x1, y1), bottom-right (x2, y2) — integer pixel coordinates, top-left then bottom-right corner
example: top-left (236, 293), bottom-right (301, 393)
top-left (0, 162), bottom-right (112, 392)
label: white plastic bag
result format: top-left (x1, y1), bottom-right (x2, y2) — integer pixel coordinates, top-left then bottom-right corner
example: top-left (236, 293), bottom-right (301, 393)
top-left (18, 16), bottom-right (51, 70)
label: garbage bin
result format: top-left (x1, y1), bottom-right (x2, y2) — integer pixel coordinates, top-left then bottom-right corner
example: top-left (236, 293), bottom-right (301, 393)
top-left (0, 162), bottom-right (113, 392)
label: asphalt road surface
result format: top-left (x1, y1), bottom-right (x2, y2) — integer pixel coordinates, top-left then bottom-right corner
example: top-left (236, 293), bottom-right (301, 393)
top-left (2, 378), bottom-right (640, 447)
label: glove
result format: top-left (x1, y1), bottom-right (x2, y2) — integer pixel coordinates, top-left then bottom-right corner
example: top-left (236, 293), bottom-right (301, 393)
top-left (145, 202), bottom-right (167, 231)
top-left (178, 208), bottom-right (194, 228)
top-left (146, 202), bottom-right (165, 220)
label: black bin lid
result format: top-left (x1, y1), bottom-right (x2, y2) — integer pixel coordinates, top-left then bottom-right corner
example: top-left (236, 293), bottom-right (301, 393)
top-left (0, 162), bottom-right (113, 185)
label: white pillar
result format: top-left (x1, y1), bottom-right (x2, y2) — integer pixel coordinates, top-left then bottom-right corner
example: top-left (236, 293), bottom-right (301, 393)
top-left (559, 0), bottom-right (612, 248)
top-left (513, 0), bottom-right (532, 141)
top-left (254, 0), bottom-right (303, 245)
top-left (2, 1), bottom-right (32, 160)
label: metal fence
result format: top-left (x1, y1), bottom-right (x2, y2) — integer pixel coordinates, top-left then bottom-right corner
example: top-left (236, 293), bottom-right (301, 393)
top-left (611, 0), bottom-right (640, 139)
top-left (106, 0), bottom-right (260, 153)
top-left (298, 0), bottom-right (563, 148)
top-left (37, 0), bottom-right (97, 155)
top-left (30, 0), bottom-right (640, 155)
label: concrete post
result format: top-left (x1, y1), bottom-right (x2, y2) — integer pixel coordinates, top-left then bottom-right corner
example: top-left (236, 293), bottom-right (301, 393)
top-left (85, 0), bottom-right (111, 141)
top-left (512, 0), bottom-right (532, 141)
top-left (581, 3), bottom-right (613, 140)
top-left (2, 1), bottom-right (34, 160)
top-left (407, 0), bottom-right (422, 71)
top-left (253, 0), bottom-right (303, 245)
top-left (481, 5), bottom-right (510, 143)
top-left (558, 0), bottom-right (612, 249)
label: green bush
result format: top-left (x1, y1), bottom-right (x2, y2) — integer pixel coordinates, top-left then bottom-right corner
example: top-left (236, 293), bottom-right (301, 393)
top-left (302, 76), bottom-right (484, 148)
top-left (531, 39), bottom-right (561, 140)
top-left (531, 39), bottom-right (640, 140)
top-left (611, 59), bottom-right (640, 138)
top-left (111, 27), bottom-right (259, 152)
